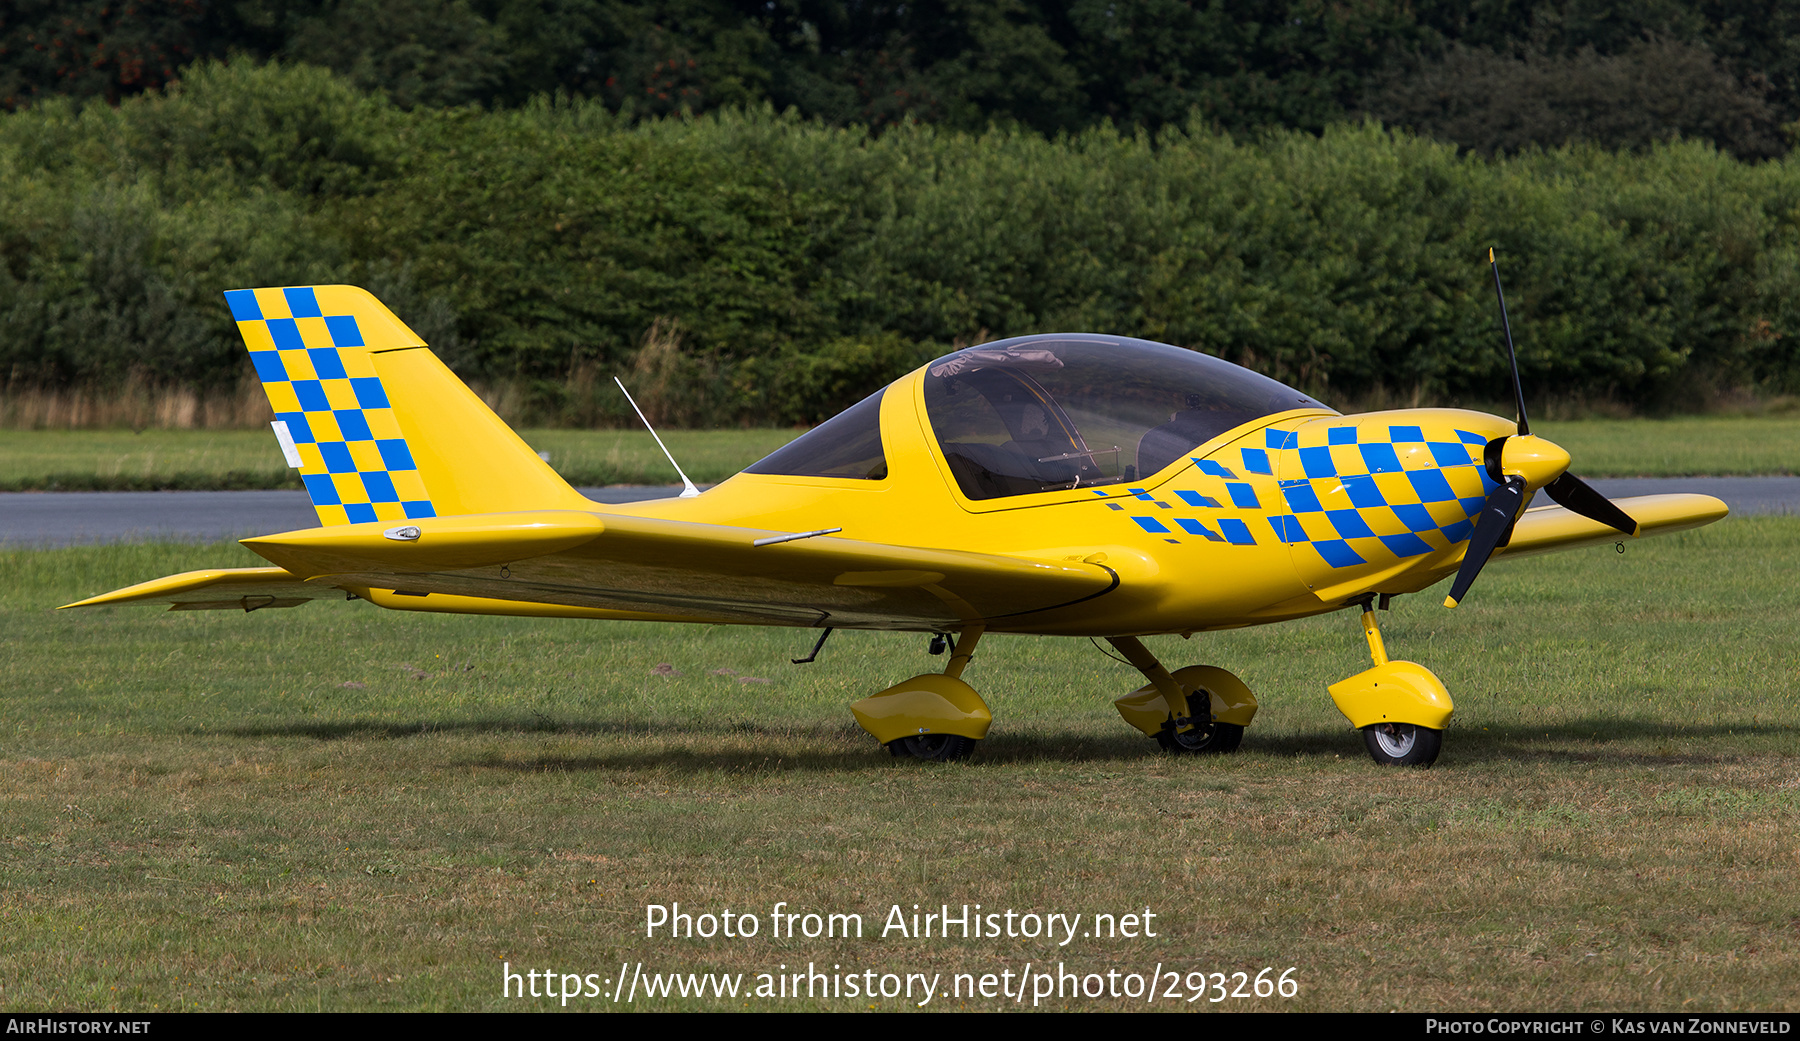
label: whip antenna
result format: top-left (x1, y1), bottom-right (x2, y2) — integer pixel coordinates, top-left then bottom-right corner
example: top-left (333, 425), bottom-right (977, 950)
top-left (614, 377), bottom-right (701, 498)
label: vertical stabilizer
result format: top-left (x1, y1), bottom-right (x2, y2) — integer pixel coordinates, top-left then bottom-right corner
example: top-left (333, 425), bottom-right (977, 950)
top-left (227, 285), bottom-right (588, 526)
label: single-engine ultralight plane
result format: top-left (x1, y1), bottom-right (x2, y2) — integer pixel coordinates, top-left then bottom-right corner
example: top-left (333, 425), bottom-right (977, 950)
top-left (68, 273), bottom-right (1728, 766)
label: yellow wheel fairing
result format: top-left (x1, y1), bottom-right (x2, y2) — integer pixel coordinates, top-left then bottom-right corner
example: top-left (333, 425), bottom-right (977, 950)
top-left (850, 674), bottom-right (994, 745)
top-left (1326, 660), bottom-right (1455, 731)
top-left (1113, 664), bottom-right (1259, 737)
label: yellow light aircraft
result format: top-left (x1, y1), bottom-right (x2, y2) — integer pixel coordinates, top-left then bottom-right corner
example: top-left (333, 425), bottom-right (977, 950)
top-left (67, 282), bottom-right (1728, 766)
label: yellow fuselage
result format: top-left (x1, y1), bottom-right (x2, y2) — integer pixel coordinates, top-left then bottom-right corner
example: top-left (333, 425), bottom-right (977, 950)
top-left (611, 368), bottom-right (1514, 637)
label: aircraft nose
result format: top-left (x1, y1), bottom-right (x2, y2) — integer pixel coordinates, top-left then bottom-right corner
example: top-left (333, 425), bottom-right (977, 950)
top-left (1489, 433), bottom-right (1571, 490)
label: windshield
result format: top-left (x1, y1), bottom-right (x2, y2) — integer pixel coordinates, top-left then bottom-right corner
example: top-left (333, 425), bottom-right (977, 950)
top-left (742, 388), bottom-right (888, 480)
top-left (922, 335), bottom-right (1325, 500)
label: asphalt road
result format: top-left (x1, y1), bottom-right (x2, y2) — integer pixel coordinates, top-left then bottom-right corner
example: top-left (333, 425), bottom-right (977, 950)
top-left (2, 478), bottom-right (1795, 547)
top-left (0, 486), bottom-right (686, 547)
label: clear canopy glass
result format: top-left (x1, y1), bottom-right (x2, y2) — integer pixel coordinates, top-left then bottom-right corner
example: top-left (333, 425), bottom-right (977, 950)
top-left (921, 334), bottom-right (1325, 500)
top-left (742, 388), bottom-right (889, 480)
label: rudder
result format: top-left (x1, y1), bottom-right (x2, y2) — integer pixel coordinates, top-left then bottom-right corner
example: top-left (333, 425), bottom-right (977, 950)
top-left (227, 285), bottom-right (587, 526)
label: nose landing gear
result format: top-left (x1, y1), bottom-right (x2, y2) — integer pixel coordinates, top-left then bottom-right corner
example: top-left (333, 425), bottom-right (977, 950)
top-left (1328, 597), bottom-right (1452, 767)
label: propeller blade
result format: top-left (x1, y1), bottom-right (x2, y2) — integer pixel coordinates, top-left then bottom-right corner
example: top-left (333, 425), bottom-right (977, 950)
top-left (1444, 475), bottom-right (1527, 608)
top-left (1490, 248), bottom-right (1530, 437)
top-left (1543, 472), bottom-right (1639, 537)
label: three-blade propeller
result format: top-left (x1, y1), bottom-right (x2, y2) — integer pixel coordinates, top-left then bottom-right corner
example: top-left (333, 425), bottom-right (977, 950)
top-left (1443, 251), bottom-right (1641, 608)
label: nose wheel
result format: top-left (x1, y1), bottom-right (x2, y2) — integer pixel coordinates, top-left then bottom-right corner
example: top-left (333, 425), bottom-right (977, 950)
top-left (1362, 721), bottom-right (1442, 766)
top-left (1327, 598), bottom-right (1452, 767)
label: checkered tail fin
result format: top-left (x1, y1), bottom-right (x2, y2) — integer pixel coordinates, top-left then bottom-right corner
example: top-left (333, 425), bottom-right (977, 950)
top-left (226, 285), bottom-right (588, 527)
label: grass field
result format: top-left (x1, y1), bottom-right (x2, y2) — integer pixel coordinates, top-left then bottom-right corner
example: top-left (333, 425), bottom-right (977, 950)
top-left (2, 415), bottom-right (1797, 492)
top-left (0, 429), bottom-right (801, 491)
top-left (3, 517), bottom-right (1797, 1011)
top-left (1533, 417), bottom-right (1800, 478)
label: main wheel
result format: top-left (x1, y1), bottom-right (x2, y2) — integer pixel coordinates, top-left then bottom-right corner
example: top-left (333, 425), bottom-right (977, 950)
top-left (1155, 719), bottom-right (1244, 755)
top-left (1361, 722), bottom-right (1442, 766)
top-left (888, 733), bottom-right (978, 761)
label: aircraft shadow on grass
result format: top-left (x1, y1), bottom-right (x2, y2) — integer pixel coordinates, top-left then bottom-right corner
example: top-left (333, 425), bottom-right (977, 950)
top-left (206, 716), bottom-right (1160, 773)
top-left (200, 715), bottom-right (1779, 772)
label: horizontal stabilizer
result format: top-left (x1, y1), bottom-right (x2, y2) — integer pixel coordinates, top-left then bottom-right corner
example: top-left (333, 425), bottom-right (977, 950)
top-left (60, 567), bottom-right (337, 611)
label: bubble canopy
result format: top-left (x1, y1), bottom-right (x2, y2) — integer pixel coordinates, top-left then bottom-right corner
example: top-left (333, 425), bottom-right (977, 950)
top-left (742, 334), bottom-right (1327, 499)
top-left (921, 334), bottom-right (1327, 501)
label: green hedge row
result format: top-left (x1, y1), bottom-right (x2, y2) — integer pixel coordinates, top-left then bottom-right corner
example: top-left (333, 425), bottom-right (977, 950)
top-left (4, 61), bottom-right (1800, 424)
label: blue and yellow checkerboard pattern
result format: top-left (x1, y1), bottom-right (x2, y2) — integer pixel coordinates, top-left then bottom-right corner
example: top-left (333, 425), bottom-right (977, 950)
top-left (1267, 422), bottom-right (1493, 568)
top-left (226, 287), bottom-right (437, 526)
top-left (1109, 420), bottom-right (1495, 569)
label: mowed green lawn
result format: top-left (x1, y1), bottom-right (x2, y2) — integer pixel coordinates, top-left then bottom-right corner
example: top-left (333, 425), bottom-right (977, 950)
top-left (0, 428), bottom-right (802, 491)
top-left (2, 414), bottom-right (1797, 491)
top-left (3, 518), bottom-right (1797, 1011)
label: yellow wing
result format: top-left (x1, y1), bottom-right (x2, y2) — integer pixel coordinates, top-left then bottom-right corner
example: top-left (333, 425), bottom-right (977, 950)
top-left (1495, 493), bottom-right (1729, 559)
top-left (66, 509), bottom-right (1118, 630)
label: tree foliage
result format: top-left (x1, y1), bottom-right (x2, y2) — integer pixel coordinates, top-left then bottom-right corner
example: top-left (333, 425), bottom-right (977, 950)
top-left (1364, 37), bottom-right (1784, 161)
top-left (6, 63), bottom-right (1800, 422)
top-left (7, 2), bottom-right (1800, 159)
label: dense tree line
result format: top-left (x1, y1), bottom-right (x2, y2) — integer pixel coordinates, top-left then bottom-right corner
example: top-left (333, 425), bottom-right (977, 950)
top-left (3, 2), bottom-right (1798, 159)
top-left (5, 62), bottom-right (1800, 425)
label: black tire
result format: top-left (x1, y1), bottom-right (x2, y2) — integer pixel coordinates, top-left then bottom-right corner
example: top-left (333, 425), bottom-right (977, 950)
top-left (888, 733), bottom-right (978, 761)
top-left (1155, 720), bottom-right (1244, 755)
top-left (1361, 722), bottom-right (1443, 767)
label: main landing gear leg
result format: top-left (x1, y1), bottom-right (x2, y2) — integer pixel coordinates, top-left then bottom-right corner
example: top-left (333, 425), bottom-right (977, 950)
top-left (1326, 597), bottom-right (1452, 767)
top-left (943, 625), bottom-right (983, 681)
top-left (849, 625), bottom-right (991, 762)
top-left (1107, 637), bottom-right (1250, 755)
top-left (1107, 636), bottom-right (1196, 731)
